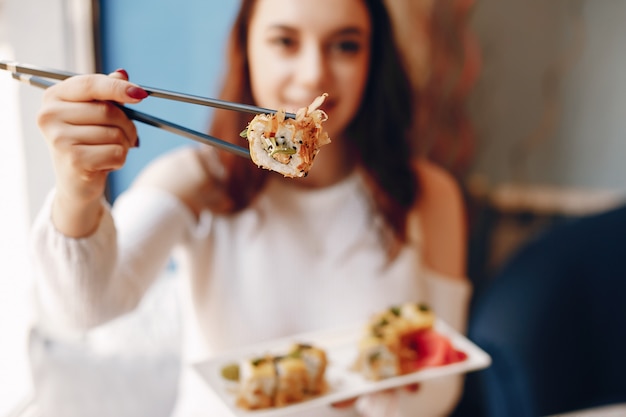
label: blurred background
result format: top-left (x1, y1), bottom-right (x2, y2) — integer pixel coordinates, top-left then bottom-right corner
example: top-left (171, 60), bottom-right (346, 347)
top-left (1, 0), bottom-right (625, 416)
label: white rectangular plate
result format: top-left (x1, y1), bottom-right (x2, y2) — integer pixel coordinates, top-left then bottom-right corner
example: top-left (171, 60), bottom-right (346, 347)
top-left (193, 319), bottom-right (491, 417)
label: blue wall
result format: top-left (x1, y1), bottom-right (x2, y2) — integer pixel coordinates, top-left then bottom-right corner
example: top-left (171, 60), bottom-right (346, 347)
top-left (100, 1), bottom-right (239, 200)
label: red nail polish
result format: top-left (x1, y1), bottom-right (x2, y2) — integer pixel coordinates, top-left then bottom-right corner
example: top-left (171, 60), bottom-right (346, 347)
top-left (127, 86), bottom-right (148, 100)
top-left (135, 136), bottom-right (141, 148)
top-left (114, 68), bottom-right (129, 79)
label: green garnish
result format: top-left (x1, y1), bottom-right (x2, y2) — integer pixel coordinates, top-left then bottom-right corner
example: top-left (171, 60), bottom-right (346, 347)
top-left (418, 303), bottom-right (430, 312)
top-left (239, 128), bottom-right (248, 138)
top-left (288, 350), bottom-right (302, 359)
top-left (221, 363), bottom-right (240, 381)
top-left (251, 357), bottom-right (266, 366)
top-left (390, 306), bottom-right (401, 317)
top-left (270, 146), bottom-right (296, 157)
top-left (368, 352), bottom-right (381, 363)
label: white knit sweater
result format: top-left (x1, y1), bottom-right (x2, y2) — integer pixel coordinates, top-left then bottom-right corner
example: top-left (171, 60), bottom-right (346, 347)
top-left (31, 170), bottom-right (471, 417)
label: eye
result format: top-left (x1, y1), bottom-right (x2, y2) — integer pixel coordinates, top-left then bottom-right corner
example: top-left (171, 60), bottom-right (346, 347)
top-left (330, 40), bottom-right (362, 55)
top-left (269, 36), bottom-right (298, 51)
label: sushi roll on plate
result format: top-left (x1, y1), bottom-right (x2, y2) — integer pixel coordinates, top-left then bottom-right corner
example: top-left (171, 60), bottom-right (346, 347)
top-left (230, 342), bottom-right (329, 410)
top-left (289, 343), bottom-right (328, 395)
top-left (273, 355), bottom-right (309, 407)
top-left (236, 356), bottom-right (277, 410)
top-left (354, 303), bottom-right (437, 380)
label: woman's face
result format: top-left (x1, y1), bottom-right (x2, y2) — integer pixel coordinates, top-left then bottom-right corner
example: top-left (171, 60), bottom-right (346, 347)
top-left (247, 0), bottom-right (372, 141)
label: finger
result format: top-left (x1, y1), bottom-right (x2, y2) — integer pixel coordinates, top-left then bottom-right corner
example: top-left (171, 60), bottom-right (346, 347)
top-left (60, 101), bottom-right (137, 145)
top-left (39, 99), bottom-right (138, 148)
top-left (49, 124), bottom-right (133, 157)
top-left (108, 68), bottom-right (129, 81)
top-left (106, 70), bottom-right (140, 147)
top-left (45, 73), bottom-right (148, 104)
top-left (66, 142), bottom-right (130, 173)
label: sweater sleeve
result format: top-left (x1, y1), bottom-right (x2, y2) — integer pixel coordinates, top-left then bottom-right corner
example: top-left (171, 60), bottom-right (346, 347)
top-left (355, 273), bottom-right (472, 417)
top-left (30, 187), bottom-right (197, 337)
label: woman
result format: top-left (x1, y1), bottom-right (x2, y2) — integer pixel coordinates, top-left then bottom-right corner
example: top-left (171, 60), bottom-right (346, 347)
top-left (32, 0), bottom-right (471, 415)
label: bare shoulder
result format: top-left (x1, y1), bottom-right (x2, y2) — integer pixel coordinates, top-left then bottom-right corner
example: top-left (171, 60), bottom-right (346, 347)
top-left (414, 159), bottom-right (464, 211)
top-left (413, 159), bottom-right (467, 280)
top-left (131, 146), bottom-right (214, 218)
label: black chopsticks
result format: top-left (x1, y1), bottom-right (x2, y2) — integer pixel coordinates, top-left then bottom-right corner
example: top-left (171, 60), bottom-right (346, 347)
top-left (8, 71), bottom-right (252, 159)
top-left (0, 60), bottom-right (296, 119)
top-left (0, 60), bottom-right (301, 159)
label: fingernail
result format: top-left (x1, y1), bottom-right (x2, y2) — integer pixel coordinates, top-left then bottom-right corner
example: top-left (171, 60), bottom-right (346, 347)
top-left (135, 136), bottom-right (141, 148)
top-left (126, 86), bottom-right (148, 100)
top-left (115, 68), bottom-right (129, 79)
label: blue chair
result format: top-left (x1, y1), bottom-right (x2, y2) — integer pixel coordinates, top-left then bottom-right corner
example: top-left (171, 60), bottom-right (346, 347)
top-left (453, 204), bottom-right (626, 417)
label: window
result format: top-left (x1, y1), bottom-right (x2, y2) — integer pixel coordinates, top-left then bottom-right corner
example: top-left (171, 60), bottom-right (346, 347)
top-left (0, 0), bottom-right (95, 414)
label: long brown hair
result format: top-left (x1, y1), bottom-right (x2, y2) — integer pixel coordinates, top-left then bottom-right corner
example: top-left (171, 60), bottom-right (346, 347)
top-left (386, 0), bottom-right (480, 177)
top-left (209, 0), bottom-right (418, 249)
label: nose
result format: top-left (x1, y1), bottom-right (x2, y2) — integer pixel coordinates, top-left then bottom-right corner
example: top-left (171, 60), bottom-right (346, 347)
top-left (294, 43), bottom-right (327, 90)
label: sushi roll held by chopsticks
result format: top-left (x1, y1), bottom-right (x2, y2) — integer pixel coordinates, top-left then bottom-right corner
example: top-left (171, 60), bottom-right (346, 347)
top-left (242, 94), bottom-right (331, 178)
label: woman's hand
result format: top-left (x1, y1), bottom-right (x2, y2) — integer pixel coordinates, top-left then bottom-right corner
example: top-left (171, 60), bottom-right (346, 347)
top-left (37, 70), bottom-right (147, 237)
